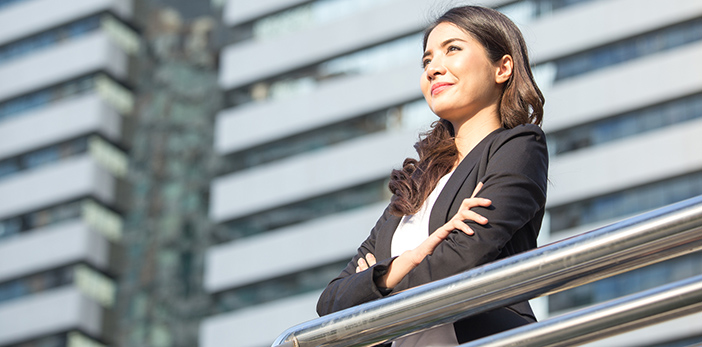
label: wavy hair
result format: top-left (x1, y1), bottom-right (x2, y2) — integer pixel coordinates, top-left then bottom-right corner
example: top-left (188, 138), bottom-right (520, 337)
top-left (388, 6), bottom-right (544, 216)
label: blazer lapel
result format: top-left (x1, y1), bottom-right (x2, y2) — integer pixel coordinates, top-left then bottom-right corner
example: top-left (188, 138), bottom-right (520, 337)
top-left (376, 214), bottom-right (401, 260)
top-left (428, 128), bottom-right (504, 234)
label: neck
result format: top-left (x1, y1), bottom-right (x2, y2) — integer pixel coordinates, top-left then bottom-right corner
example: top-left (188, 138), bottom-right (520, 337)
top-left (451, 106), bottom-right (501, 164)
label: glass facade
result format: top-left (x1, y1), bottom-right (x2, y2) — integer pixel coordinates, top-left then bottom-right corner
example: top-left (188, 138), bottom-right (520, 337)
top-left (6, 333), bottom-right (67, 347)
top-left (549, 171), bottom-right (702, 233)
top-left (232, 0), bottom-right (395, 43)
top-left (222, 98), bottom-right (432, 174)
top-left (0, 200), bottom-right (83, 241)
top-left (0, 75), bottom-right (96, 123)
top-left (112, 3), bottom-right (222, 346)
top-left (234, 0), bottom-right (598, 44)
top-left (549, 250), bottom-right (702, 313)
top-left (0, 15), bottom-right (102, 64)
top-left (227, 32), bottom-right (422, 107)
top-left (0, 265), bottom-right (74, 304)
top-left (212, 260), bottom-right (347, 314)
top-left (0, 198), bottom-right (122, 242)
top-left (548, 93), bottom-right (702, 156)
top-left (0, 136), bottom-right (89, 181)
top-left (215, 179), bottom-right (389, 243)
top-left (227, 0), bottom-right (605, 108)
top-left (548, 16), bottom-right (702, 82)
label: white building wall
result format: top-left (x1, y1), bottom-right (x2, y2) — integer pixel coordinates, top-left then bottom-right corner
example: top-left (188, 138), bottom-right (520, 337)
top-left (0, 0), bottom-right (132, 45)
top-left (0, 93), bottom-right (123, 160)
top-left (210, 130), bottom-right (415, 223)
top-left (0, 32), bottom-right (128, 101)
top-left (0, 287), bottom-right (103, 346)
top-left (200, 290), bottom-right (321, 347)
top-left (527, 0), bottom-right (702, 63)
top-left (205, 202), bottom-right (386, 292)
top-left (218, 0), bottom-right (509, 90)
top-left (548, 118), bottom-right (702, 207)
top-left (215, 61), bottom-right (420, 154)
top-left (0, 155), bottom-right (117, 220)
top-left (0, 221), bottom-right (110, 283)
top-left (543, 41), bottom-right (702, 133)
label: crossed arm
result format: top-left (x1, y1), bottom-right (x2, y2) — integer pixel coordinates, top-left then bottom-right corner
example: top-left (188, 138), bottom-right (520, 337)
top-left (356, 183), bottom-right (490, 290)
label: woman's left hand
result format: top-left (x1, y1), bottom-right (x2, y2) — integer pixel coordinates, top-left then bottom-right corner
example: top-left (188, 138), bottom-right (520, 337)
top-left (357, 183), bottom-right (489, 276)
top-left (375, 182), bottom-right (490, 288)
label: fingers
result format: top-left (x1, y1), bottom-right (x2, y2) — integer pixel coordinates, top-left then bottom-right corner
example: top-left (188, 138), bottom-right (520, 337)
top-left (356, 253), bottom-right (376, 273)
top-left (456, 209), bottom-right (488, 225)
top-left (460, 197), bottom-right (492, 209)
top-left (366, 253), bottom-right (376, 267)
top-left (449, 218), bottom-right (475, 236)
top-left (356, 258), bottom-right (368, 273)
top-left (471, 182), bottom-right (484, 198)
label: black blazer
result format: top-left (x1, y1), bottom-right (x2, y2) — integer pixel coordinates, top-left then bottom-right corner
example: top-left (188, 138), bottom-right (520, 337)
top-left (316, 124), bottom-right (549, 343)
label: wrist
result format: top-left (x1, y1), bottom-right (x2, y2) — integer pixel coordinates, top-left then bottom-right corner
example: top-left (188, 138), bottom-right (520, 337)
top-left (403, 248), bottom-right (427, 267)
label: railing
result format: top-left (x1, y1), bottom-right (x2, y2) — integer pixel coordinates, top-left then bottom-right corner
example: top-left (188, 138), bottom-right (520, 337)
top-left (271, 195), bottom-right (702, 347)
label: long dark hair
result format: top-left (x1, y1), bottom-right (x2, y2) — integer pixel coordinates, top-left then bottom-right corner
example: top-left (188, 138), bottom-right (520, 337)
top-left (388, 6), bottom-right (544, 216)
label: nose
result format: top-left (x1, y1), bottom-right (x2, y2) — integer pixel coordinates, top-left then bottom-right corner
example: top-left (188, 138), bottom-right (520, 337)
top-left (425, 58), bottom-right (446, 80)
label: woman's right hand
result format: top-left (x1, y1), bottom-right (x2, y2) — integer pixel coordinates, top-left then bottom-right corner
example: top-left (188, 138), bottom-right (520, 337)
top-left (376, 183), bottom-right (491, 289)
top-left (409, 182), bottom-right (491, 265)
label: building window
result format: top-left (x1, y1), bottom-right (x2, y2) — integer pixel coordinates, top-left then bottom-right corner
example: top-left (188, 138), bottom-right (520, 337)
top-left (549, 250), bottom-right (702, 313)
top-left (0, 73), bottom-right (133, 123)
top-left (226, 32), bottom-right (423, 107)
top-left (548, 93), bottom-right (702, 156)
top-left (5, 332), bottom-right (67, 347)
top-left (0, 265), bottom-right (74, 304)
top-left (232, 0), bottom-right (396, 43)
top-left (0, 74), bottom-right (97, 123)
top-left (221, 98), bottom-right (433, 174)
top-left (0, 12), bottom-right (138, 65)
top-left (539, 16), bottom-right (702, 84)
top-left (548, 171), bottom-right (702, 233)
top-left (0, 137), bottom-right (87, 180)
top-left (212, 260), bottom-right (347, 313)
top-left (0, 263), bottom-right (115, 308)
top-left (0, 199), bottom-right (123, 242)
top-left (214, 179), bottom-right (389, 243)
top-left (0, 134), bottom-right (128, 182)
top-left (498, 0), bottom-right (598, 23)
top-left (0, 15), bottom-right (102, 64)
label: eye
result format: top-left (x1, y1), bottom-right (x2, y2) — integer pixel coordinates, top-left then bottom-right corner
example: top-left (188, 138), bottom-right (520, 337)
top-left (447, 45), bottom-right (461, 53)
top-left (422, 58), bottom-right (431, 69)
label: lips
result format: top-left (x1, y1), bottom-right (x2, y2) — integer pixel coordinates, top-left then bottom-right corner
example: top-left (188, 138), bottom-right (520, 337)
top-left (431, 82), bottom-right (453, 96)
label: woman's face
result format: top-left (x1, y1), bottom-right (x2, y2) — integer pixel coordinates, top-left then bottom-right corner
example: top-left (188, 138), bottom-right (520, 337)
top-left (420, 22), bottom-right (503, 124)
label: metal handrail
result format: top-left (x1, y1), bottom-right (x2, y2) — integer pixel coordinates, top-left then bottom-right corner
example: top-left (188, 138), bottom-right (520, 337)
top-left (272, 195), bottom-right (702, 347)
top-left (460, 274), bottom-right (702, 347)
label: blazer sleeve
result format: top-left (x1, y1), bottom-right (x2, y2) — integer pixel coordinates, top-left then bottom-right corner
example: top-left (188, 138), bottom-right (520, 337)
top-left (389, 126), bottom-right (548, 293)
top-left (316, 206), bottom-right (397, 316)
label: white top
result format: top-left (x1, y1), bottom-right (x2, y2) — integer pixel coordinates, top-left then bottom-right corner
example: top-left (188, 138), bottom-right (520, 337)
top-left (390, 170), bottom-right (459, 347)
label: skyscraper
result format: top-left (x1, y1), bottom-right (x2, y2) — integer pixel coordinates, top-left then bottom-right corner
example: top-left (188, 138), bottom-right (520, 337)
top-left (203, 0), bottom-right (702, 346)
top-left (0, 0), bottom-right (138, 345)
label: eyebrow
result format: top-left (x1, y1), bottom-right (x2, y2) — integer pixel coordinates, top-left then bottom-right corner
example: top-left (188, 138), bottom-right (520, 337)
top-left (422, 38), bottom-right (467, 59)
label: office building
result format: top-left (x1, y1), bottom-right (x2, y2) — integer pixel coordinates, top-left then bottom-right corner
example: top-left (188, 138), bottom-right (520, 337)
top-left (0, 0), bottom-right (137, 345)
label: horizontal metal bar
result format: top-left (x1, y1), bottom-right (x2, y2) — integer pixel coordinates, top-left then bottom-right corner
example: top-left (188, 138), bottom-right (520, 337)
top-left (460, 274), bottom-right (702, 347)
top-left (272, 195), bottom-right (702, 347)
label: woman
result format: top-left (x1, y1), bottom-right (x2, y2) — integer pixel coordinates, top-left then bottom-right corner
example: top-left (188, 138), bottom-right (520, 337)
top-left (316, 6), bottom-right (548, 345)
